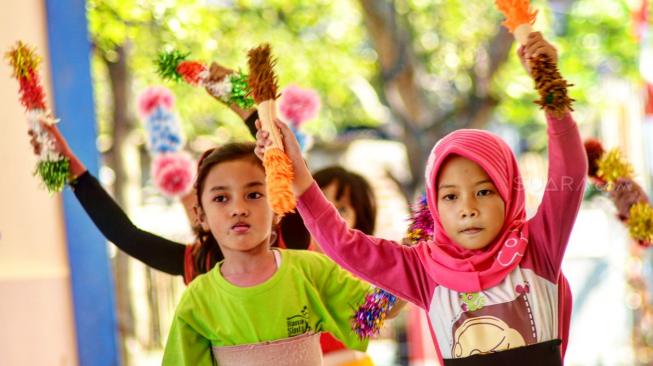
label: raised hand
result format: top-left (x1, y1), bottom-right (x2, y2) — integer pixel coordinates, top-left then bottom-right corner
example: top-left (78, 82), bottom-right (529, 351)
top-left (27, 115), bottom-right (86, 178)
top-left (254, 118), bottom-right (314, 196)
top-left (517, 32), bottom-right (558, 76)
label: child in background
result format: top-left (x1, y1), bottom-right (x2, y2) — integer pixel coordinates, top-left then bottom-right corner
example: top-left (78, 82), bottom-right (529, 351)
top-left (257, 32), bottom-right (586, 365)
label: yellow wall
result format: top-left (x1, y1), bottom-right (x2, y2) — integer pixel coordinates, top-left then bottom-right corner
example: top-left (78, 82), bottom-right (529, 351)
top-left (0, 1), bottom-right (78, 365)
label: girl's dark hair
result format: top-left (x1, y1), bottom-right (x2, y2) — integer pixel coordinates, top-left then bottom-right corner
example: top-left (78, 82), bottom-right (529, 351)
top-left (313, 166), bottom-right (377, 235)
top-left (193, 142), bottom-right (263, 274)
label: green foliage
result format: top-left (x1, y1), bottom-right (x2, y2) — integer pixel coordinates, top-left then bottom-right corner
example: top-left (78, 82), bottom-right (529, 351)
top-left (87, 0), bottom-right (639, 151)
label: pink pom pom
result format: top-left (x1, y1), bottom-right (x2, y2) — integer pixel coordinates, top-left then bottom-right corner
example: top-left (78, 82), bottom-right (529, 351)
top-left (151, 152), bottom-right (196, 197)
top-left (279, 85), bottom-right (321, 127)
top-left (138, 86), bottom-right (175, 119)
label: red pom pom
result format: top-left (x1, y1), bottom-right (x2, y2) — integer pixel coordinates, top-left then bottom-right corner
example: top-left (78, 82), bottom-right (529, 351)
top-left (176, 61), bottom-right (206, 86)
top-left (151, 152), bottom-right (196, 197)
top-left (18, 71), bottom-right (46, 110)
top-left (138, 86), bottom-right (175, 119)
top-left (584, 138), bottom-right (605, 179)
top-left (279, 85), bottom-right (321, 127)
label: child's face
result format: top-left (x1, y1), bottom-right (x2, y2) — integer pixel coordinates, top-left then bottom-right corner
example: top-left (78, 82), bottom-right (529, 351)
top-left (322, 182), bottom-right (357, 229)
top-left (436, 156), bottom-right (505, 250)
top-left (310, 182), bottom-right (356, 253)
top-left (198, 159), bottom-right (275, 254)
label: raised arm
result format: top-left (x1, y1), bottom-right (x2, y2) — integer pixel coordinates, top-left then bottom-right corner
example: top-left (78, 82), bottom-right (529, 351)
top-left (519, 33), bottom-right (588, 274)
top-left (29, 121), bottom-right (187, 276)
top-left (255, 119), bottom-right (436, 309)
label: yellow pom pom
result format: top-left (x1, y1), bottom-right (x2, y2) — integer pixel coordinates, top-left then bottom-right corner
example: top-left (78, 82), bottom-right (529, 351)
top-left (628, 202), bottom-right (653, 244)
top-left (263, 148), bottom-right (296, 216)
top-left (596, 148), bottom-right (633, 189)
top-left (5, 41), bottom-right (41, 79)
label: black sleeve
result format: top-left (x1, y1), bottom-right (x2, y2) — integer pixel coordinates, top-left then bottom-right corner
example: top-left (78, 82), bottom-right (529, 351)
top-left (70, 171), bottom-right (187, 276)
top-left (244, 110), bottom-right (259, 137)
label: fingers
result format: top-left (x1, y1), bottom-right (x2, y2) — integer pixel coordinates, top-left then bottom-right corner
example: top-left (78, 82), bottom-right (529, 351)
top-left (517, 45), bottom-right (526, 58)
top-left (524, 32), bottom-right (557, 61)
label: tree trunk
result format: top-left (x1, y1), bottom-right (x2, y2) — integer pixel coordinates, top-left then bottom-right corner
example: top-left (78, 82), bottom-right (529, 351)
top-left (103, 43), bottom-right (138, 366)
top-left (358, 0), bottom-right (514, 199)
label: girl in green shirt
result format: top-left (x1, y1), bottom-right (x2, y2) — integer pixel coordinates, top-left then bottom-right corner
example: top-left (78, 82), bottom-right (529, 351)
top-left (163, 142), bottom-right (387, 365)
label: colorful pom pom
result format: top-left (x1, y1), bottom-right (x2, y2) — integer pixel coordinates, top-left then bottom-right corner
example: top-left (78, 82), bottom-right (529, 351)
top-left (5, 41), bottom-right (41, 80)
top-left (628, 202), bottom-right (653, 246)
top-left (151, 152), bottom-right (196, 198)
top-left (352, 288), bottom-right (397, 339)
top-left (7, 41), bottom-right (70, 192)
top-left (610, 178), bottom-right (649, 222)
top-left (138, 86), bottom-right (175, 119)
top-left (177, 60), bottom-right (207, 86)
top-left (156, 50), bottom-right (189, 82)
top-left (597, 148), bottom-right (634, 189)
top-left (406, 194), bottom-right (434, 245)
top-left (279, 85), bottom-right (321, 127)
top-left (227, 72), bottom-right (255, 109)
top-left (584, 138), bottom-right (605, 180)
top-left (35, 158), bottom-right (70, 193)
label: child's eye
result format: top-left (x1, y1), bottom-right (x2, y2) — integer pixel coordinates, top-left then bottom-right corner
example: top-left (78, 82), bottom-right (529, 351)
top-left (477, 189), bottom-right (493, 197)
top-left (248, 192), bottom-right (263, 199)
top-left (213, 195), bottom-right (228, 203)
top-left (441, 194), bottom-right (456, 201)
top-left (337, 206), bottom-right (348, 216)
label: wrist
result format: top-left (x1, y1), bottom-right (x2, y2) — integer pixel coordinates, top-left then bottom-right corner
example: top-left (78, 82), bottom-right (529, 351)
top-left (68, 156), bottom-right (87, 180)
top-left (293, 165), bottom-right (314, 197)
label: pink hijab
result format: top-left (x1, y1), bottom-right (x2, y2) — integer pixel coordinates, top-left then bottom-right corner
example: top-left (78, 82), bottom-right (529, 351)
top-left (417, 129), bottom-right (528, 293)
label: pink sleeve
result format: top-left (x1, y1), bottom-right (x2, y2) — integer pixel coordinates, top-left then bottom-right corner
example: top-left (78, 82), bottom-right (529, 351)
top-left (297, 183), bottom-right (436, 309)
top-left (527, 112), bottom-right (587, 280)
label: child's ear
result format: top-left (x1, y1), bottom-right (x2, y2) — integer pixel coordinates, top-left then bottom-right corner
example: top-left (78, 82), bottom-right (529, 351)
top-left (194, 204), bottom-right (210, 231)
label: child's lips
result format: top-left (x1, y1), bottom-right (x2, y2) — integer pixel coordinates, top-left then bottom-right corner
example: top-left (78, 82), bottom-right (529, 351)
top-left (460, 227), bottom-right (483, 235)
top-left (231, 223), bottom-right (251, 233)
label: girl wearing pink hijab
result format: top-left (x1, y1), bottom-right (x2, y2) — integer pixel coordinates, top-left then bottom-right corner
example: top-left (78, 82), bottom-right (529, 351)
top-left (256, 32), bottom-right (585, 365)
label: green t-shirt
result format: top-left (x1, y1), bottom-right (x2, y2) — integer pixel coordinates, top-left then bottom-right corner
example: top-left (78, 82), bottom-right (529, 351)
top-left (163, 249), bottom-right (371, 365)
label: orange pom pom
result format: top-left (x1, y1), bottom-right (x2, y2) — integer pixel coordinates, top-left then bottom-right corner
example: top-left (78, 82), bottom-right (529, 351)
top-left (263, 148), bottom-right (296, 216)
top-left (495, 0), bottom-right (537, 32)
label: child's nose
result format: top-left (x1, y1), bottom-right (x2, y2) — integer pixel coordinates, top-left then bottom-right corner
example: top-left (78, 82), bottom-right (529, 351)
top-left (460, 199), bottom-right (478, 218)
top-left (231, 200), bottom-right (249, 217)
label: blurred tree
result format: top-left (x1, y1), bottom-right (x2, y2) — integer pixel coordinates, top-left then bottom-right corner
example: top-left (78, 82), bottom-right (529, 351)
top-left (86, 0), bottom-right (640, 361)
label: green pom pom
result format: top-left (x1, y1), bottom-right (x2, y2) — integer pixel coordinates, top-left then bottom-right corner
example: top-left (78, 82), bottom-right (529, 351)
top-left (156, 50), bottom-right (189, 82)
top-left (228, 72), bottom-right (255, 109)
top-left (35, 158), bottom-right (70, 193)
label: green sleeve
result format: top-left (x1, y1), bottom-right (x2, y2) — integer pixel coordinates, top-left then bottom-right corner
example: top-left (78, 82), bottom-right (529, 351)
top-left (163, 307), bottom-right (215, 365)
top-left (317, 256), bottom-right (371, 351)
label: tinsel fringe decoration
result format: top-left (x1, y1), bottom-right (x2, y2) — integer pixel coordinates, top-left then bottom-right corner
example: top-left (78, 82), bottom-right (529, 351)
top-left (584, 138), bottom-right (605, 180)
top-left (6, 41), bottom-right (70, 192)
top-left (155, 50), bottom-right (254, 109)
top-left (248, 43), bottom-right (295, 216)
top-left (530, 54), bottom-right (575, 118)
top-left (352, 288), bottom-right (397, 339)
top-left (584, 139), bottom-right (652, 246)
top-left (262, 149), bottom-right (296, 216)
top-left (597, 148), bottom-right (634, 189)
top-left (406, 194), bottom-right (434, 245)
top-left (494, 0), bottom-right (537, 32)
top-left (247, 44), bottom-right (280, 103)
